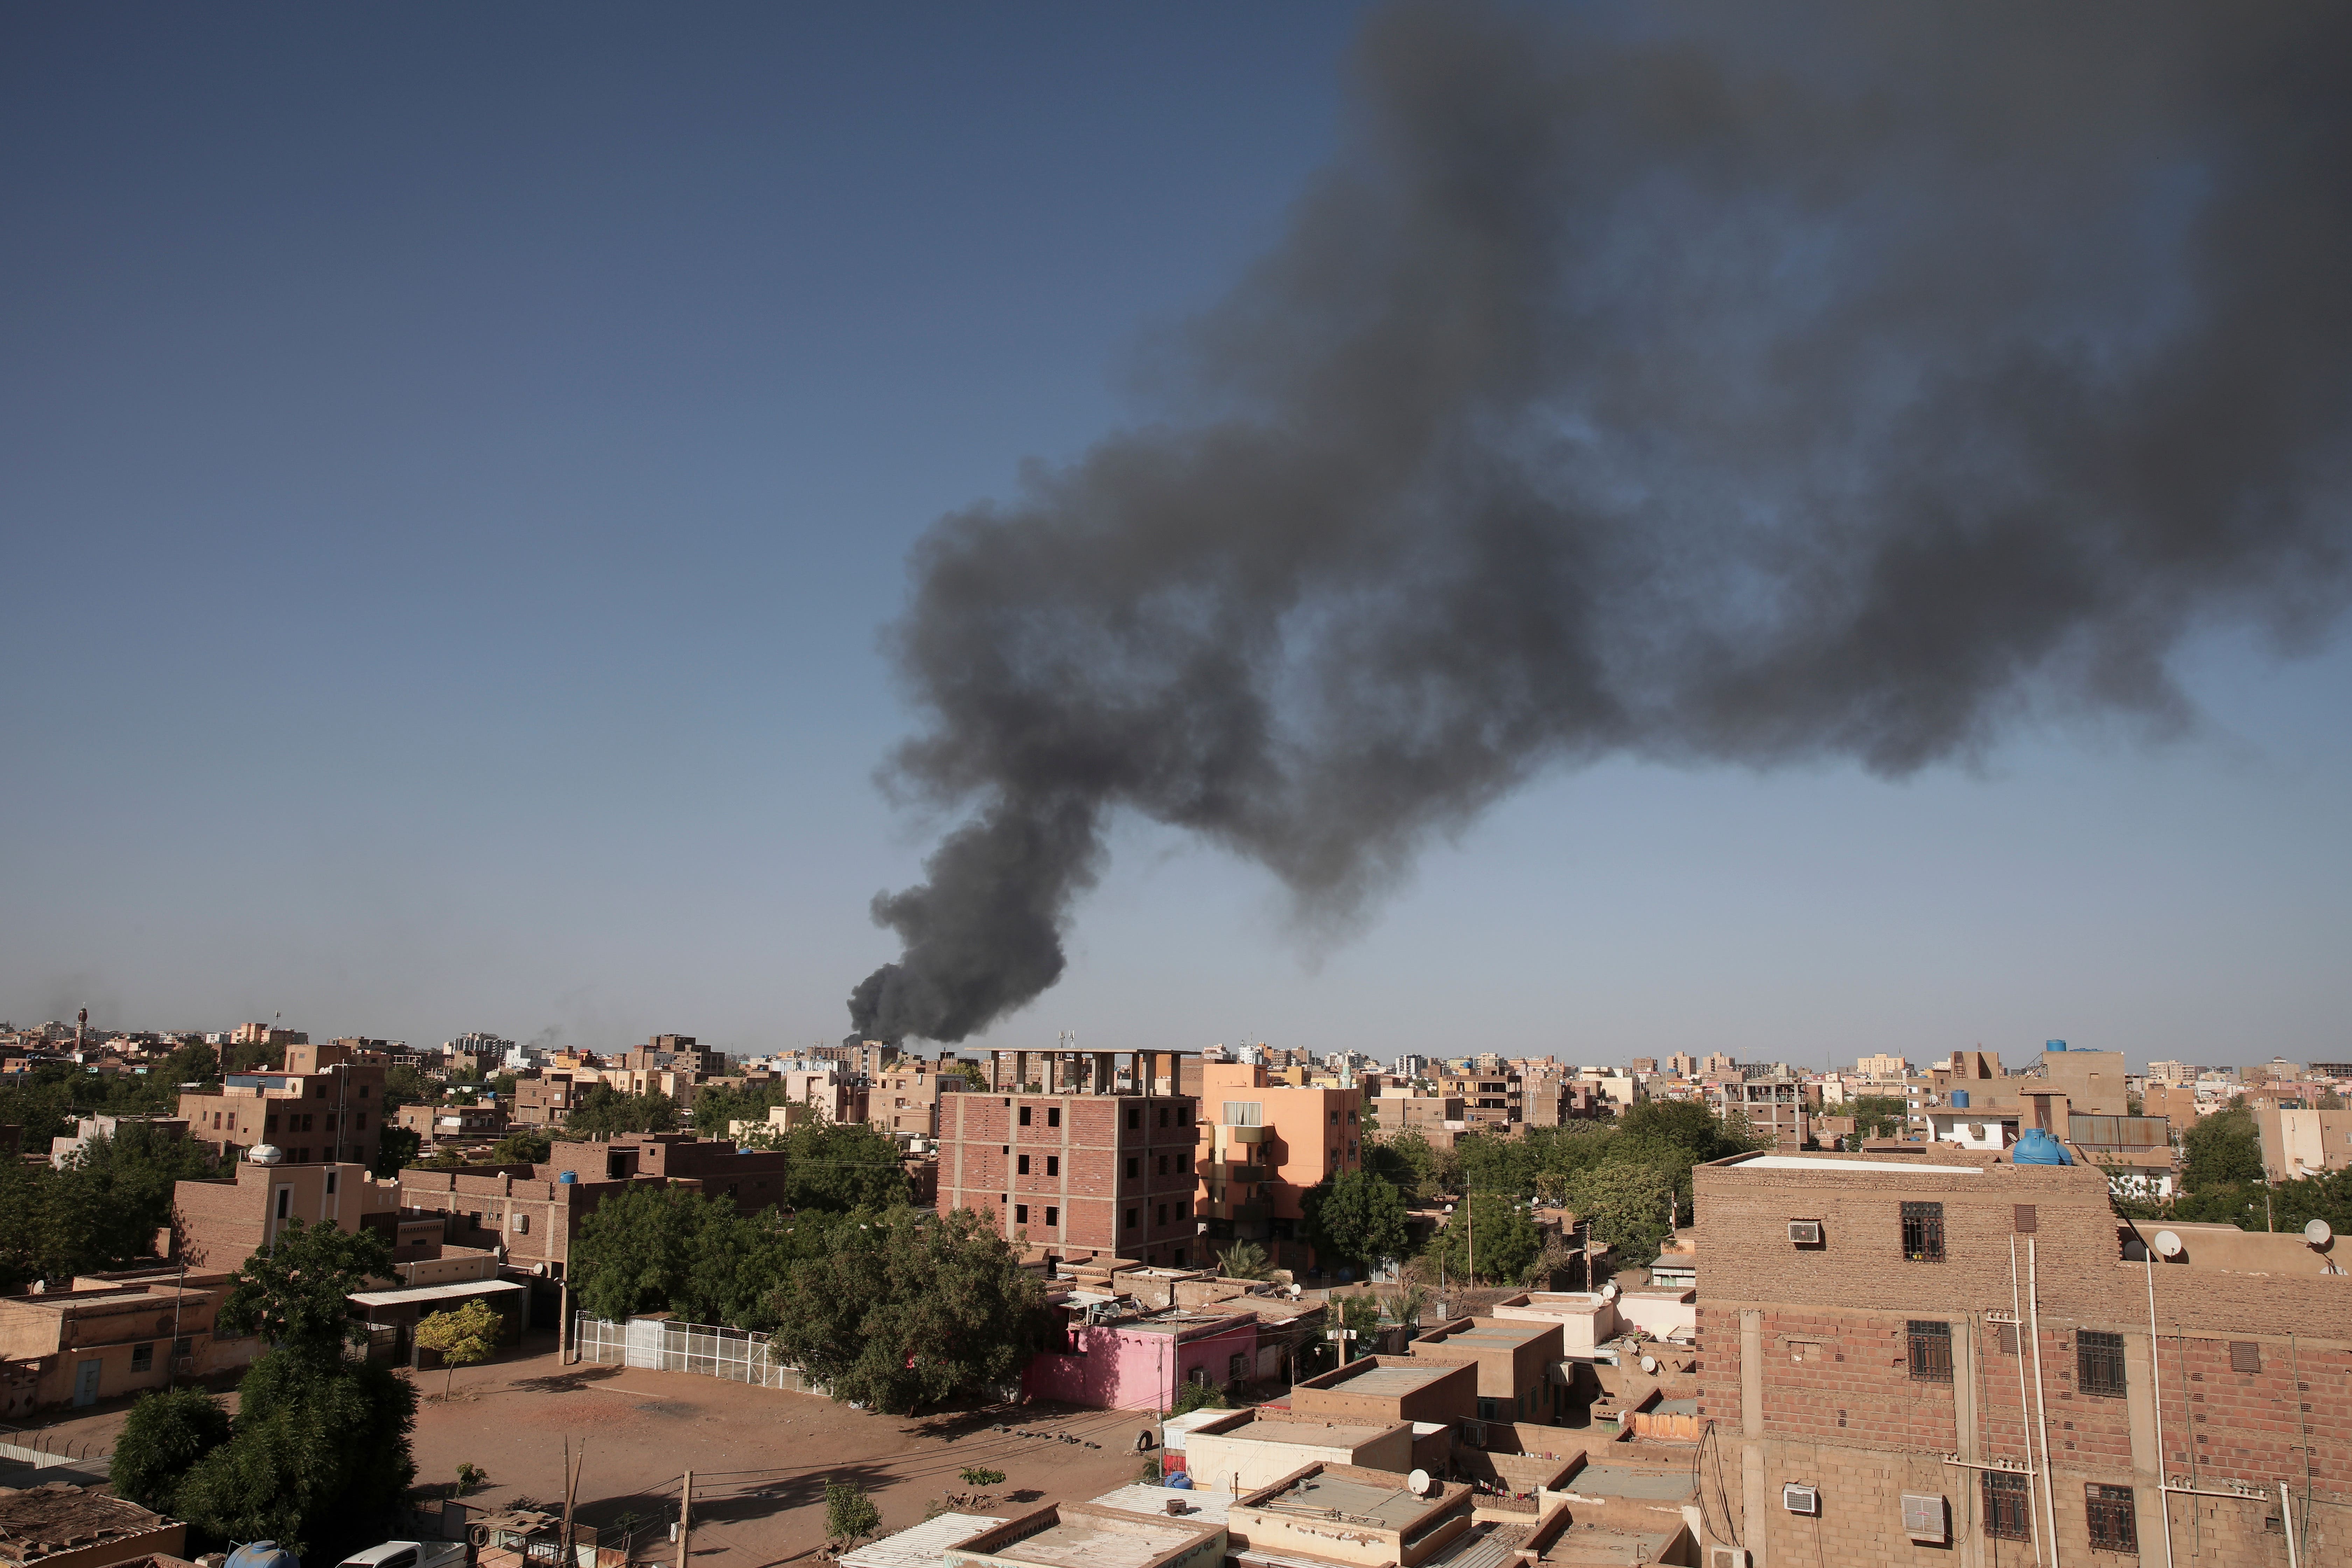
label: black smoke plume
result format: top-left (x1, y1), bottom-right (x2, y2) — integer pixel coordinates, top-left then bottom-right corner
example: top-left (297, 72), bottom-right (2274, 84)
top-left (850, 1), bottom-right (2352, 1042)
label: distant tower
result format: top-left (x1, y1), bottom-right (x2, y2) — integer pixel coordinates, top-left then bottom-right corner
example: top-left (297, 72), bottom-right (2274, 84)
top-left (75, 1007), bottom-right (87, 1048)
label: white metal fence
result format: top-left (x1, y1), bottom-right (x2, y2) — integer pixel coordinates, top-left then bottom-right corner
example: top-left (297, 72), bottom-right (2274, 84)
top-left (572, 1314), bottom-right (810, 1391)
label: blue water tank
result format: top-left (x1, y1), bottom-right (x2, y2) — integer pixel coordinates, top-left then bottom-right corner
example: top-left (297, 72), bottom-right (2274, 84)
top-left (558, 1170), bottom-right (577, 1184)
top-left (2013, 1128), bottom-right (2073, 1166)
top-left (227, 1543), bottom-right (299, 1568)
top-left (1167, 1470), bottom-right (1195, 1490)
top-left (2046, 1040), bottom-right (2067, 1052)
top-left (1950, 1090), bottom-right (1970, 1109)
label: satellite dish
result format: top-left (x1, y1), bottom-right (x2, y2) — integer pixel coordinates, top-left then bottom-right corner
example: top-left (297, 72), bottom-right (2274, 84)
top-left (2153, 1230), bottom-right (2184, 1258)
top-left (247, 1144), bottom-right (284, 1166)
top-left (1640, 1354), bottom-right (1658, 1374)
top-left (1408, 1469), bottom-right (1435, 1497)
top-left (1599, 1282), bottom-right (1619, 1301)
top-left (1288, 1283), bottom-right (1303, 1299)
top-left (2305, 1218), bottom-right (2333, 1247)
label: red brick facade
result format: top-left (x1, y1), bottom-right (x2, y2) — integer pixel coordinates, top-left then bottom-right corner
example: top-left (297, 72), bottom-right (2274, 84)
top-left (938, 1092), bottom-right (1201, 1267)
top-left (1690, 1152), bottom-right (2349, 1567)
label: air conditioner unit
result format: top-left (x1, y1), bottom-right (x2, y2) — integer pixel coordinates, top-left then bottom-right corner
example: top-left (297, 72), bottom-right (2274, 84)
top-left (1902, 1493), bottom-right (1949, 1545)
top-left (1708, 1550), bottom-right (1752, 1568)
top-left (1787, 1219), bottom-right (1822, 1246)
top-left (1783, 1483), bottom-right (1820, 1515)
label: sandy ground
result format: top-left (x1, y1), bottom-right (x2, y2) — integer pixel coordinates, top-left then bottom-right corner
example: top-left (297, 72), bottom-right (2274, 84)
top-left (5, 1335), bottom-right (1163, 1568)
top-left (410, 1340), bottom-right (1159, 1566)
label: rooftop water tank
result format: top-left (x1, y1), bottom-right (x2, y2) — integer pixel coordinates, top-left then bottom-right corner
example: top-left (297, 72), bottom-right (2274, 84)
top-left (2046, 1040), bottom-right (2068, 1052)
top-left (1951, 1091), bottom-right (1970, 1109)
top-left (2012, 1128), bottom-right (2073, 1166)
top-left (557, 1170), bottom-right (577, 1184)
top-left (1166, 1470), bottom-right (1194, 1491)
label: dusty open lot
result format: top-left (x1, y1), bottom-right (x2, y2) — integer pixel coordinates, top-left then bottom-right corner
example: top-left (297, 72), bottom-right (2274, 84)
top-left (7, 1335), bottom-right (1164, 1568)
top-left (410, 1340), bottom-right (1159, 1566)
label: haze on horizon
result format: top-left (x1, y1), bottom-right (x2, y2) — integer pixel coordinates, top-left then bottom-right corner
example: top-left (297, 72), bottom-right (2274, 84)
top-left (5, 3), bottom-right (2349, 1074)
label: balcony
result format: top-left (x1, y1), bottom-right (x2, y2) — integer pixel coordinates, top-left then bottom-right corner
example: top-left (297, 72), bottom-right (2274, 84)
top-left (1226, 1124), bottom-right (1269, 1144)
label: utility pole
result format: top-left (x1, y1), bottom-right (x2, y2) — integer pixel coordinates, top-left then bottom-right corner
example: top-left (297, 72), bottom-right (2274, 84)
top-left (678, 1471), bottom-right (693, 1568)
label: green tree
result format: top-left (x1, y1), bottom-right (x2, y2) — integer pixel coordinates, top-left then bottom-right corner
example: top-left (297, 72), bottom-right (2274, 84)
top-left (1364, 1128), bottom-right (1447, 1201)
top-left (768, 1208), bottom-right (1047, 1414)
top-left (691, 1078), bottom-right (798, 1135)
top-left (824, 1480), bottom-right (881, 1550)
top-left (216, 1216), bottom-right (394, 1363)
top-left (1455, 1133), bottom-right (1538, 1200)
top-left (570, 1184), bottom-right (749, 1324)
top-left (372, 1125), bottom-right (422, 1178)
top-left (564, 1085), bottom-right (680, 1137)
top-left (1337, 1292), bottom-right (1383, 1360)
top-left (780, 1120), bottom-right (912, 1211)
top-left (1301, 1169), bottom-right (1410, 1274)
top-left (490, 1071), bottom-right (518, 1099)
top-left (380, 1064), bottom-right (436, 1111)
top-left (58, 1123), bottom-right (223, 1269)
top-left (1215, 1239), bottom-right (1271, 1280)
top-left (1423, 1193), bottom-right (1540, 1285)
top-left (1170, 1379), bottom-right (1229, 1414)
top-left (1557, 1160), bottom-right (1680, 1265)
top-left (1844, 1095), bottom-right (1909, 1140)
top-left (2182, 1103), bottom-right (2264, 1190)
top-left (413, 1297), bottom-right (503, 1401)
top-left (157, 1041), bottom-right (221, 1087)
top-left (174, 1350), bottom-right (418, 1557)
top-left (491, 1128), bottom-right (553, 1165)
top-left (111, 1386), bottom-right (233, 1516)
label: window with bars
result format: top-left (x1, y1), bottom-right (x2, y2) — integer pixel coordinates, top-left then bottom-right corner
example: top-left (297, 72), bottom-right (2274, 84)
top-left (1981, 1471), bottom-right (2030, 1541)
top-left (1901, 1201), bottom-right (1946, 1262)
top-left (1907, 1320), bottom-right (1954, 1382)
top-left (2085, 1484), bottom-right (2137, 1551)
top-left (2078, 1330), bottom-right (2127, 1397)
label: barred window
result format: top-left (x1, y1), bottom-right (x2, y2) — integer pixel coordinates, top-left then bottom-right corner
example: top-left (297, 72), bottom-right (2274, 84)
top-left (2078, 1330), bottom-right (2127, 1397)
top-left (2086, 1484), bottom-right (2137, 1552)
top-left (1901, 1200), bottom-right (1946, 1262)
top-left (1982, 1471), bottom-right (2031, 1541)
top-left (1907, 1320), bottom-right (1954, 1382)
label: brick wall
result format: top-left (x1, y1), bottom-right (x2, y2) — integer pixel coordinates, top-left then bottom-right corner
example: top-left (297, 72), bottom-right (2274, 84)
top-left (1691, 1153), bottom-right (2349, 1566)
top-left (940, 1093), bottom-right (1202, 1266)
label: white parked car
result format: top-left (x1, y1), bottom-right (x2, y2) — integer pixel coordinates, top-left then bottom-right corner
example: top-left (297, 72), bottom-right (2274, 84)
top-left (337, 1542), bottom-right (469, 1568)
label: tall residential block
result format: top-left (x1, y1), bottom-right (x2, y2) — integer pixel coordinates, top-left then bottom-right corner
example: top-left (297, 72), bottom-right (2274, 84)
top-left (937, 1049), bottom-right (1203, 1268)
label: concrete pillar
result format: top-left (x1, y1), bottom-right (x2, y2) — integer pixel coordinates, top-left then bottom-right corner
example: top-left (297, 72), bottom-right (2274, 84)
top-left (1741, 1308), bottom-right (1768, 1566)
top-left (1955, 1321), bottom-right (1983, 1568)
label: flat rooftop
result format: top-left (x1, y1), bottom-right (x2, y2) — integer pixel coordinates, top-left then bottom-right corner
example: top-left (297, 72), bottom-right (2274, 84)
top-left (1218, 1419), bottom-right (1397, 1449)
top-left (1420, 1321), bottom-right (1556, 1350)
top-left (840, 1513), bottom-right (1005, 1568)
top-left (1088, 1486), bottom-right (1233, 1528)
top-left (1552, 1464), bottom-right (1695, 1502)
top-left (1254, 1471), bottom-right (1429, 1530)
top-left (1734, 1154), bottom-right (1981, 1175)
top-left (975, 1511), bottom-right (1211, 1568)
top-left (1320, 1363), bottom-right (1455, 1396)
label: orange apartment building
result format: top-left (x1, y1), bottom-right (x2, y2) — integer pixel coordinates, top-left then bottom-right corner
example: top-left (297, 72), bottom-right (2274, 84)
top-left (176, 1040), bottom-right (388, 1168)
top-left (1198, 1062), bottom-right (1365, 1271)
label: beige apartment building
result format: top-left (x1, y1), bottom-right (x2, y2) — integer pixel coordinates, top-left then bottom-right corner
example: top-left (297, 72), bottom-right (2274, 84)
top-left (2256, 1103), bottom-right (2352, 1181)
top-left (176, 1040), bottom-right (387, 1168)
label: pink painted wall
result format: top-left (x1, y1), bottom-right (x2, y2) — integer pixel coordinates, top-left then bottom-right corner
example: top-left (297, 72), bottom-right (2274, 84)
top-left (1022, 1316), bottom-right (1259, 1412)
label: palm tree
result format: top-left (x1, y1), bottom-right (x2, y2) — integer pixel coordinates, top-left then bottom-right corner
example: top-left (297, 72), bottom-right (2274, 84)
top-left (1217, 1239), bottom-right (1272, 1280)
top-left (1384, 1283), bottom-right (1431, 1331)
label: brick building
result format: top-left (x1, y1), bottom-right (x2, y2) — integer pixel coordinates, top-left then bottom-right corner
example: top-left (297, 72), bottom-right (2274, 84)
top-left (167, 1156), bottom-right (403, 1270)
top-left (176, 1041), bottom-right (387, 1169)
top-left (937, 1049), bottom-right (1202, 1268)
top-left (1690, 1148), bottom-right (2349, 1566)
top-left (513, 1070), bottom-right (583, 1128)
top-left (1197, 1062), bottom-right (1364, 1269)
top-left (1436, 1067), bottom-right (1522, 1132)
top-left (869, 1057), bottom-right (959, 1140)
top-left (1714, 1076), bottom-right (1813, 1152)
top-left (397, 1100), bottom-right (510, 1148)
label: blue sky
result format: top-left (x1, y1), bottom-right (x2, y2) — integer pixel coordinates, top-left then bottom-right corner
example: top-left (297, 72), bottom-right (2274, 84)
top-left (4, 5), bottom-right (2346, 1071)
